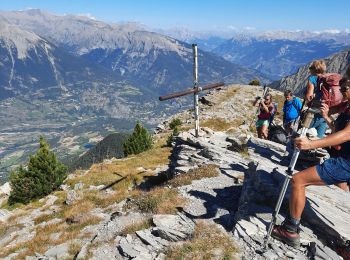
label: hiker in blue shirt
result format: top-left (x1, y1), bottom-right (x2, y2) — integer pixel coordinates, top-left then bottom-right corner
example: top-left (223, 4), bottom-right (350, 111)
top-left (305, 60), bottom-right (328, 138)
top-left (283, 90), bottom-right (302, 136)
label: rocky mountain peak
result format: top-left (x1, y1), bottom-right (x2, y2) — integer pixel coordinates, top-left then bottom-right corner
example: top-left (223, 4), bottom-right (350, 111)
top-left (0, 9), bottom-right (189, 55)
top-left (0, 20), bottom-right (43, 59)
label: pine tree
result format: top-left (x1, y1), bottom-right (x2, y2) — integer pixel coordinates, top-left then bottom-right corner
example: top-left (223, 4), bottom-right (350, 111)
top-left (9, 136), bottom-right (67, 205)
top-left (248, 79), bottom-right (261, 86)
top-left (123, 122), bottom-right (153, 156)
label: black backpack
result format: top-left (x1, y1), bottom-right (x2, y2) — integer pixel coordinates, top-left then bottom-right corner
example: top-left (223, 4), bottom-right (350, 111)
top-left (268, 124), bottom-right (288, 145)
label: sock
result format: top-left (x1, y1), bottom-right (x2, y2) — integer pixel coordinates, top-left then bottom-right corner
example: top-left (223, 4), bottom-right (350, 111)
top-left (288, 216), bottom-right (300, 226)
top-left (283, 215), bottom-right (300, 233)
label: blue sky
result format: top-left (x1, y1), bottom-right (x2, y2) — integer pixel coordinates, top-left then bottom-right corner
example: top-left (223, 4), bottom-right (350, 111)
top-left (1, 0), bottom-right (350, 31)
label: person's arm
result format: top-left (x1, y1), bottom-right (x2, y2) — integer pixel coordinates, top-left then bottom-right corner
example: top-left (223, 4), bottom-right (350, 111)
top-left (320, 103), bottom-right (335, 132)
top-left (253, 97), bottom-right (260, 107)
top-left (295, 122), bottom-right (350, 150)
top-left (260, 100), bottom-right (270, 113)
top-left (305, 80), bottom-right (315, 102)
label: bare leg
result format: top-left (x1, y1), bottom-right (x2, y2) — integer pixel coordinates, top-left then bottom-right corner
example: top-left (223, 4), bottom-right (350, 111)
top-left (290, 166), bottom-right (326, 219)
top-left (257, 126), bottom-right (262, 138)
top-left (261, 124), bottom-right (269, 139)
top-left (336, 182), bottom-right (349, 192)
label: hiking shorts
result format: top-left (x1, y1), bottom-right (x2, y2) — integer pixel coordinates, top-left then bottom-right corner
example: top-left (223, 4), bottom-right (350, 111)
top-left (256, 119), bottom-right (269, 128)
top-left (316, 157), bottom-right (350, 185)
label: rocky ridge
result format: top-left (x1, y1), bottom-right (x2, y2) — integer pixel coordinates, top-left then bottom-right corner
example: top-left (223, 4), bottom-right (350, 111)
top-left (0, 85), bottom-right (349, 259)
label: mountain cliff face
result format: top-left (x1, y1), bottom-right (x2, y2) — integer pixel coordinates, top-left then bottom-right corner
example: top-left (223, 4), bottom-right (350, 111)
top-left (0, 20), bottom-right (127, 99)
top-left (270, 48), bottom-right (350, 96)
top-left (213, 36), bottom-right (348, 80)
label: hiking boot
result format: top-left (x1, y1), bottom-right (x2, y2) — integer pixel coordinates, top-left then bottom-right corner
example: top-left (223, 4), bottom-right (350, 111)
top-left (335, 240), bottom-right (350, 260)
top-left (271, 224), bottom-right (300, 248)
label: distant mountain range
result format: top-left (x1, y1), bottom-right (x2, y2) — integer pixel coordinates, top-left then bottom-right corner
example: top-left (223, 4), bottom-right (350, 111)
top-left (0, 9), bottom-right (268, 96)
top-left (270, 48), bottom-right (350, 96)
top-left (160, 28), bottom-right (350, 79)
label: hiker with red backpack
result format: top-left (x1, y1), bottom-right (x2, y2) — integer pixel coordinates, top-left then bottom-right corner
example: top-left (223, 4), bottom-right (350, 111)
top-left (271, 77), bottom-right (350, 253)
top-left (253, 93), bottom-right (276, 139)
top-left (305, 60), bottom-right (328, 138)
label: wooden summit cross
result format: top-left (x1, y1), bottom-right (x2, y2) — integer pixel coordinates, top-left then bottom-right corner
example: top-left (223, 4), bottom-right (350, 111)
top-left (159, 44), bottom-right (225, 137)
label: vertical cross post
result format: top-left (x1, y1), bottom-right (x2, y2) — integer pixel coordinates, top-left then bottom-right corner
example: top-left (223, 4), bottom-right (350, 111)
top-left (192, 44), bottom-right (199, 137)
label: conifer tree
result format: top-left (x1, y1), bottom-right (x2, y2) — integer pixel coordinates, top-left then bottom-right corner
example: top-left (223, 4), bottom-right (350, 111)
top-left (248, 79), bottom-right (261, 86)
top-left (123, 122), bottom-right (152, 155)
top-left (9, 136), bottom-right (67, 205)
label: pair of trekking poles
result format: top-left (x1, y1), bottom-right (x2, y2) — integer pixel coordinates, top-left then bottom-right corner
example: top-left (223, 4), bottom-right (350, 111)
top-left (263, 105), bottom-right (317, 249)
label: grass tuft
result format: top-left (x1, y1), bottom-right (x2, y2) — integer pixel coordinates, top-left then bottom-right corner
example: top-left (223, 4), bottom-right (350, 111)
top-left (168, 164), bottom-right (219, 188)
top-left (130, 188), bottom-right (186, 214)
top-left (119, 218), bottom-right (153, 236)
top-left (166, 221), bottom-right (238, 259)
top-left (201, 117), bottom-right (232, 132)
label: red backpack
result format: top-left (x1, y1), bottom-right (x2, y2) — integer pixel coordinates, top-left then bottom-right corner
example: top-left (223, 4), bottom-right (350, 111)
top-left (317, 73), bottom-right (343, 107)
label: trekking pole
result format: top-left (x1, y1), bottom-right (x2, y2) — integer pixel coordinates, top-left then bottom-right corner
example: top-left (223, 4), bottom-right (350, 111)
top-left (249, 85), bottom-right (269, 127)
top-left (263, 110), bottom-right (315, 250)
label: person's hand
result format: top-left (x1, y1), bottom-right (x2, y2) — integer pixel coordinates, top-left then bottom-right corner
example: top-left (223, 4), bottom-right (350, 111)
top-left (294, 137), bottom-right (313, 150)
top-left (320, 102), bottom-right (329, 119)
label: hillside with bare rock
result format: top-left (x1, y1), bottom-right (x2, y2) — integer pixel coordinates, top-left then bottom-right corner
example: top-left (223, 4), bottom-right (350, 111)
top-left (0, 84), bottom-right (349, 259)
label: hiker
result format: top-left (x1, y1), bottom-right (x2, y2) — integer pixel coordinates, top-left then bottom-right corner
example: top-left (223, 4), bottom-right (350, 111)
top-left (305, 60), bottom-right (328, 138)
top-left (283, 90), bottom-right (302, 137)
top-left (283, 90), bottom-right (302, 156)
top-left (253, 93), bottom-right (276, 139)
top-left (271, 78), bottom-right (350, 248)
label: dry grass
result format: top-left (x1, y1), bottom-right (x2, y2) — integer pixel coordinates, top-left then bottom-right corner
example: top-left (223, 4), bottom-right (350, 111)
top-left (0, 242), bottom-right (27, 259)
top-left (34, 213), bottom-right (60, 225)
top-left (168, 164), bottom-right (219, 188)
top-left (66, 215), bottom-right (102, 233)
top-left (130, 188), bottom-right (186, 214)
top-left (63, 200), bottom-right (95, 220)
top-left (0, 222), bottom-right (64, 258)
top-left (201, 117), bottom-right (233, 132)
top-left (65, 138), bottom-right (171, 190)
top-left (68, 242), bottom-right (82, 258)
top-left (216, 86), bottom-right (239, 103)
top-left (119, 218), bottom-right (153, 236)
top-left (0, 221), bottom-right (8, 238)
top-left (52, 191), bottom-right (67, 205)
top-left (166, 221), bottom-right (238, 260)
top-left (82, 189), bottom-right (130, 209)
top-left (226, 118), bottom-right (246, 135)
top-left (3, 215), bottom-right (100, 258)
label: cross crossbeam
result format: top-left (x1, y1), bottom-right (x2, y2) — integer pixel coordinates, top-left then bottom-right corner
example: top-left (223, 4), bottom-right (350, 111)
top-left (158, 44), bottom-right (226, 137)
